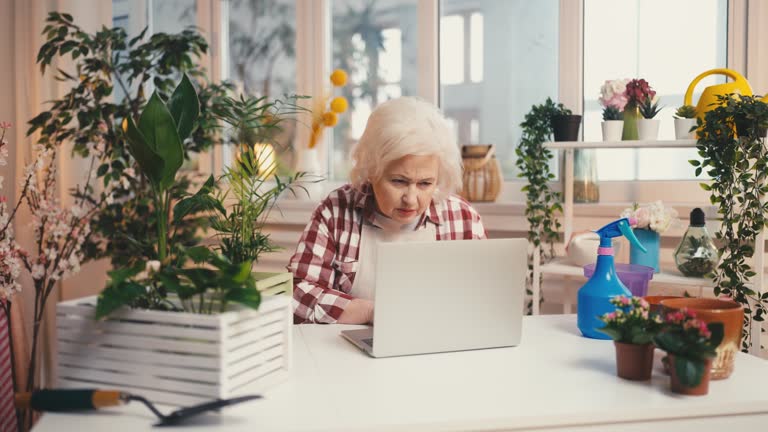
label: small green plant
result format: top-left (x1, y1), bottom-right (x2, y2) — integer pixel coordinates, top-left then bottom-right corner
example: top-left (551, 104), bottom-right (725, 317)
top-left (674, 105), bottom-right (697, 119)
top-left (653, 308), bottom-right (723, 387)
top-left (639, 97), bottom-right (663, 119)
top-left (599, 296), bottom-right (661, 344)
top-left (516, 98), bottom-right (564, 313)
top-left (602, 106), bottom-right (622, 121)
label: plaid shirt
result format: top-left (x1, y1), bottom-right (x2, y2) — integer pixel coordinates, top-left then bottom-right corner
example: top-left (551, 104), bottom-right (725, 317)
top-left (288, 184), bottom-right (487, 324)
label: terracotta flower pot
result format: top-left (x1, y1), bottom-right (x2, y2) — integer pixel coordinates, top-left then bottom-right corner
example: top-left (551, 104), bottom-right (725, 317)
top-left (660, 298), bottom-right (743, 379)
top-left (643, 295), bottom-right (683, 317)
top-left (614, 342), bottom-right (654, 381)
top-left (668, 355), bottom-right (712, 396)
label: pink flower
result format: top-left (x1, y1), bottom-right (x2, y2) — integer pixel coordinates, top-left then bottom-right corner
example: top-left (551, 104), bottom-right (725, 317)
top-left (624, 79), bottom-right (656, 107)
top-left (0, 122), bottom-right (11, 129)
top-left (621, 296), bottom-right (631, 305)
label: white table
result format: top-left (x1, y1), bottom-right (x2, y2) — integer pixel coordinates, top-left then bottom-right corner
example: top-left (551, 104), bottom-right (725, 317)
top-left (35, 315), bottom-right (768, 431)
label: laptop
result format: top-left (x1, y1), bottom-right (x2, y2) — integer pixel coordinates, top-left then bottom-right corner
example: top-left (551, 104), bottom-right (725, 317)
top-left (340, 238), bottom-right (528, 358)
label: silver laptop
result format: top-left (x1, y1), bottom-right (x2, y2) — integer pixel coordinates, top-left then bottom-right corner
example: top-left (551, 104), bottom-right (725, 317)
top-left (341, 238), bottom-right (527, 358)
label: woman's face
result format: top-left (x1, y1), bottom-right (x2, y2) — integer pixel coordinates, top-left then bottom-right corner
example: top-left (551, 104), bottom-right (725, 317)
top-left (371, 154), bottom-right (439, 224)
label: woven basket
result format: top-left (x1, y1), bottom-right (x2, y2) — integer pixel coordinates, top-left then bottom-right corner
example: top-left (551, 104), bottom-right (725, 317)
top-left (461, 145), bottom-right (502, 202)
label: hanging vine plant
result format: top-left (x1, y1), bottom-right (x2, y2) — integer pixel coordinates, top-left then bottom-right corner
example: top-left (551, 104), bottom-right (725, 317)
top-left (692, 94), bottom-right (768, 351)
top-left (515, 98), bottom-right (566, 312)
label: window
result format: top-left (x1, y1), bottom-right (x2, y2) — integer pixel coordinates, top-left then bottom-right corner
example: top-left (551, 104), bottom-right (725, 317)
top-left (440, 0), bottom-right (559, 178)
top-left (225, 0), bottom-right (297, 172)
top-left (584, 0), bottom-right (728, 181)
top-left (330, 1), bottom-right (419, 180)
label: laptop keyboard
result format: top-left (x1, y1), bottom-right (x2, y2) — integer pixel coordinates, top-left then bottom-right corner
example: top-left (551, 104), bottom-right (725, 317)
top-left (362, 338), bottom-right (374, 347)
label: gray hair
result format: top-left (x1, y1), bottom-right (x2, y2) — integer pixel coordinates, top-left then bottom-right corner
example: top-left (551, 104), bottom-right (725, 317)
top-left (349, 96), bottom-right (462, 202)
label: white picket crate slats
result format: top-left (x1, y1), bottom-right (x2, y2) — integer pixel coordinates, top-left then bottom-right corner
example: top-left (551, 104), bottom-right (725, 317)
top-left (55, 272), bottom-right (293, 406)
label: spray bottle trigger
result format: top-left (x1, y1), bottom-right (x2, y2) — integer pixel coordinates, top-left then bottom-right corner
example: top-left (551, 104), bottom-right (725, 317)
top-left (619, 219), bottom-right (647, 253)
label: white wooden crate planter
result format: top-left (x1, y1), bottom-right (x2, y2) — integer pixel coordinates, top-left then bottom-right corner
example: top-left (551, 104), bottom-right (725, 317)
top-left (55, 272), bottom-right (293, 407)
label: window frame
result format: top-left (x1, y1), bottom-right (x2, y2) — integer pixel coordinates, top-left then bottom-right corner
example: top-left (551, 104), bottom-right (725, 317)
top-left (206, 0), bottom-right (749, 205)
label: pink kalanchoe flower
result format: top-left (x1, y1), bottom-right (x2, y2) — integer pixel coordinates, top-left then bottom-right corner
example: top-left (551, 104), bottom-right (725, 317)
top-left (0, 121), bottom-right (11, 129)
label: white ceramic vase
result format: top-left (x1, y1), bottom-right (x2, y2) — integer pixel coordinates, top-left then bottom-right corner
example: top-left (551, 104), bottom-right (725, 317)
top-left (637, 119), bottom-right (660, 141)
top-left (293, 148), bottom-right (325, 200)
top-left (674, 118), bottom-right (697, 140)
top-left (601, 120), bottom-right (624, 142)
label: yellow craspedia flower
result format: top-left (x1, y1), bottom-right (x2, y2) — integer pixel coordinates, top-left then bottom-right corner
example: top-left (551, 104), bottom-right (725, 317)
top-left (121, 118), bottom-right (128, 132)
top-left (330, 69), bottom-right (348, 87)
top-left (322, 111), bottom-right (338, 127)
top-left (330, 96), bottom-right (348, 113)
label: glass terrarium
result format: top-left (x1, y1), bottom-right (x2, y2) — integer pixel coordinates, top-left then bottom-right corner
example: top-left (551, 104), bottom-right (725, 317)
top-left (674, 208), bottom-right (719, 277)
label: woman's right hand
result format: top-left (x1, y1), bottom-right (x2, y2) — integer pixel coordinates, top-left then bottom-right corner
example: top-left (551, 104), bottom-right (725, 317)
top-left (338, 299), bottom-right (374, 324)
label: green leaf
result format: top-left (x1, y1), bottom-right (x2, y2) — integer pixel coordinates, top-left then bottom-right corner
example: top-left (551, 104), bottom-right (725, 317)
top-left (167, 74), bottom-right (200, 141)
top-left (172, 175), bottom-right (225, 223)
top-left (138, 92), bottom-right (184, 190)
top-left (95, 281), bottom-right (146, 320)
top-left (225, 287), bottom-right (261, 310)
top-left (124, 115), bottom-right (164, 187)
top-left (674, 356), bottom-right (705, 388)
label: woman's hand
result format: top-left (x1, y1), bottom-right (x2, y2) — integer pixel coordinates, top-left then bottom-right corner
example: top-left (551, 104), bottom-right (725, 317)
top-left (338, 299), bottom-right (374, 324)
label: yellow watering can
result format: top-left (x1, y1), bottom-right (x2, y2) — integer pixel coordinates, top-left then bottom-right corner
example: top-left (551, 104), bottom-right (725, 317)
top-left (684, 68), bottom-right (768, 121)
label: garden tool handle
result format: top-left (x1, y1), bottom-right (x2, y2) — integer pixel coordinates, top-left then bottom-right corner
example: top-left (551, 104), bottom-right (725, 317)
top-left (684, 68), bottom-right (749, 106)
top-left (15, 389), bottom-right (128, 412)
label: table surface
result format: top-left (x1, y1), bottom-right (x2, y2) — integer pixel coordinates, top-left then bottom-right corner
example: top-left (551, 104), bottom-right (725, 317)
top-left (34, 315), bottom-right (768, 432)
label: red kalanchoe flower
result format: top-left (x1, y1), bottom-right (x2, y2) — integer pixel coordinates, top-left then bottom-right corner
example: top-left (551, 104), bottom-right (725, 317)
top-left (624, 79), bottom-right (656, 107)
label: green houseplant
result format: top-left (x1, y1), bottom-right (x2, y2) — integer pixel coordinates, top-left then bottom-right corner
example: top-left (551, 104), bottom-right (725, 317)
top-left (692, 93), bottom-right (768, 352)
top-left (674, 105), bottom-right (698, 139)
top-left (516, 98), bottom-right (564, 312)
top-left (599, 296), bottom-right (662, 381)
top-left (653, 308), bottom-right (724, 395)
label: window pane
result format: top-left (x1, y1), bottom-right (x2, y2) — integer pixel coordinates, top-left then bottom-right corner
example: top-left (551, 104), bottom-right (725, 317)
top-left (440, 0), bottom-right (559, 178)
top-left (152, 0), bottom-right (196, 33)
top-left (440, 15), bottom-right (464, 85)
top-left (584, 0), bottom-right (727, 180)
top-left (227, 0), bottom-right (297, 170)
top-left (331, 0), bottom-right (419, 180)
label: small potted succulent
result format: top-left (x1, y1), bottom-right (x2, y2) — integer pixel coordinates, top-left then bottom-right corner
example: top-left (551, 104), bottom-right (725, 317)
top-left (674, 105), bottom-right (698, 139)
top-left (550, 104), bottom-right (582, 142)
top-left (653, 308), bottom-right (724, 395)
top-left (599, 295), bottom-right (662, 381)
top-left (601, 105), bottom-right (623, 142)
top-left (637, 96), bottom-right (663, 140)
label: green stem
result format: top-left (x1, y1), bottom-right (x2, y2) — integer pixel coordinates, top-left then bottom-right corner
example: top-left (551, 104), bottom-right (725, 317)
top-left (156, 190), bottom-right (167, 262)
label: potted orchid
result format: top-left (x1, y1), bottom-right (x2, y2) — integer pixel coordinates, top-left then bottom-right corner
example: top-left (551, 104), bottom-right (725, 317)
top-left (599, 295), bottom-right (662, 381)
top-left (620, 201), bottom-right (679, 273)
top-left (598, 79), bottom-right (629, 142)
top-left (653, 308), bottom-right (723, 395)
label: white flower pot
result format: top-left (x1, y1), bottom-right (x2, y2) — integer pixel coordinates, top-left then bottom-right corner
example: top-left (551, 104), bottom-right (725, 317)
top-left (601, 120), bottom-right (624, 142)
top-left (674, 118), bottom-right (697, 140)
top-left (637, 119), bottom-right (660, 141)
top-left (55, 273), bottom-right (293, 406)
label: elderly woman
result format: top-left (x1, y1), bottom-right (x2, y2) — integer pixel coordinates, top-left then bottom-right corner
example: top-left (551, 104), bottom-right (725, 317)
top-left (288, 97), bottom-right (486, 324)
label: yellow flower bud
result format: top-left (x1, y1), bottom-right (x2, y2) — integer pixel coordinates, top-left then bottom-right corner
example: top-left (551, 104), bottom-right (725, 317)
top-left (330, 96), bottom-right (348, 113)
top-left (330, 69), bottom-right (348, 87)
top-left (322, 111), bottom-right (338, 127)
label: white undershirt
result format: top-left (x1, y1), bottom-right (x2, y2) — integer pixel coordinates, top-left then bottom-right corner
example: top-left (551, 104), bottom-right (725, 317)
top-left (348, 212), bottom-right (437, 301)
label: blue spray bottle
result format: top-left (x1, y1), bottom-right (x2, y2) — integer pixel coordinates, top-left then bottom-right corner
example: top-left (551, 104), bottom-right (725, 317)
top-left (577, 217), bottom-right (646, 339)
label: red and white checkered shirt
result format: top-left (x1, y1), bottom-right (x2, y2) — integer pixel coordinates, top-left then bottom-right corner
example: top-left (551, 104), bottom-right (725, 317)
top-left (288, 184), bottom-right (487, 324)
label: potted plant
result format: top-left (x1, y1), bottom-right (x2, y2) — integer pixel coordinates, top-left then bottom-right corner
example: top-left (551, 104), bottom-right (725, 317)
top-left (637, 96), bottom-right (663, 140)
top-left (674, 105), bottom-right (698, 139)
top-left (550, 104), bottom-right (581, 142)
top-left (601, 106), bottom-right (623, 142)
top-left (692, 93), bottom-right (768, 352)
top-left (622, 78), bottom-right (656, 140)
top-left (653, 308), bottom-right (724, 395)
top-left (55, 76), bottom-right (300, 406)
top-left (620, 201), bottom-right (679, 273)
top-left (599, 296), bottom-right (662, 381)
top-left (598, 79), bottom-right (629, 142)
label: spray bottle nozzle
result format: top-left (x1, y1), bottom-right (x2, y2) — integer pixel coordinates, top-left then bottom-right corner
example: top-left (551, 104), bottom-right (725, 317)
top-left (594, 217), bottom-right (647, 253)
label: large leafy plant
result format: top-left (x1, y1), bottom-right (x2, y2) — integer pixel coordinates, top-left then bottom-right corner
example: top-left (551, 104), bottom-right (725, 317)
top-left (28, 12), bottom-right (230, 267)
top-left (516, 98), bottom-right (564, 312)
top-left (96, 76), bottom-right (259, 318)
top-left (692, 94), bottom-right (768, 351)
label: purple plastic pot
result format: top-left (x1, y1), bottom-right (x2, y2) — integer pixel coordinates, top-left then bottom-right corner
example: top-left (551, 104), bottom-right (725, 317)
top-left (583, 263), bottom-right (654, 297)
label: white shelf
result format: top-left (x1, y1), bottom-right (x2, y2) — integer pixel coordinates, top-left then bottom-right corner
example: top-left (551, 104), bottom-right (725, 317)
top-left (540, 258), bottom-right (714, 288)
top-left (544, 139), bottom-right (696, 149)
